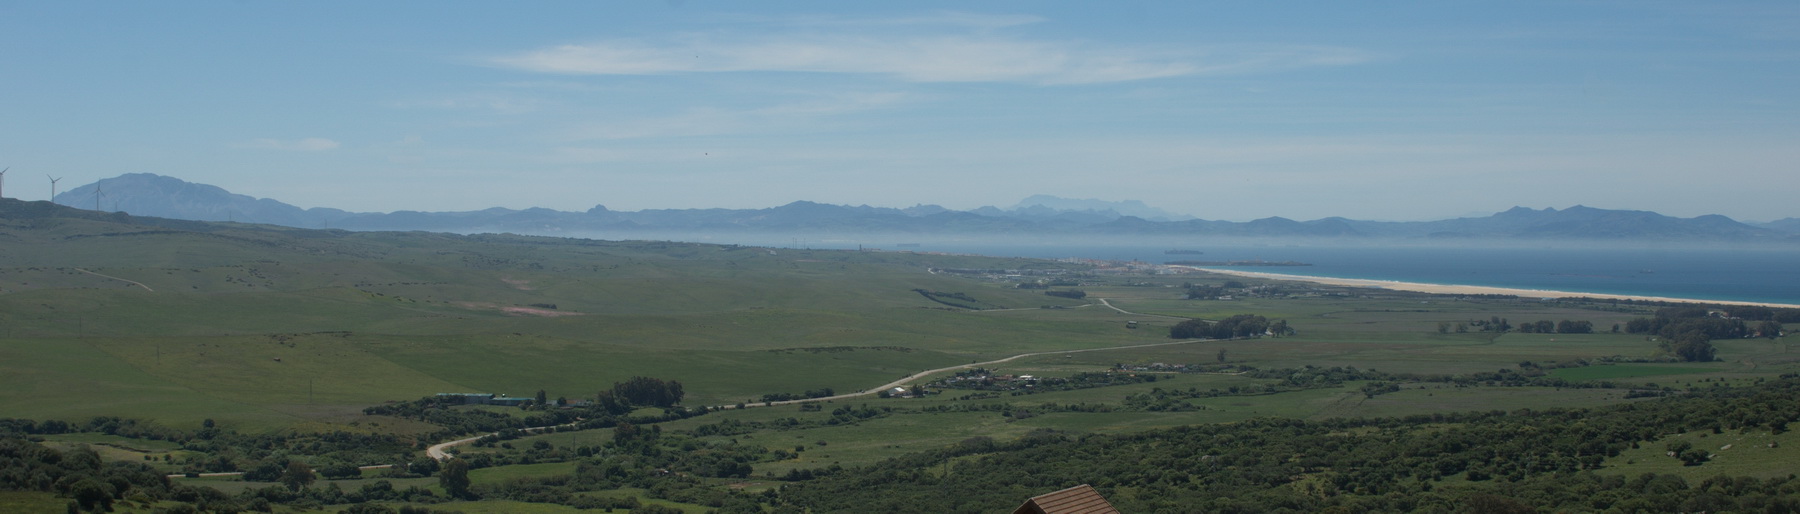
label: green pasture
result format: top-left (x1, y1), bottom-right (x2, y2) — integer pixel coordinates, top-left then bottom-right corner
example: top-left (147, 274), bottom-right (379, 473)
top-left (469, 461), bottom-right (579, 486)
top-left (575, 488), bottom-right (717, 513)
top-left (0, 491), bottom-right (68, 513)
top-left (1605, 429), bottom-right (1800, 480)
top-left (3, 212), bottom-right (1796, 475)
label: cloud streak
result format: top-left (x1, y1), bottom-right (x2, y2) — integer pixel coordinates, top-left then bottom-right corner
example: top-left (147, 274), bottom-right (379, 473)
top-left (487, 35), bottom-right (1367, 85)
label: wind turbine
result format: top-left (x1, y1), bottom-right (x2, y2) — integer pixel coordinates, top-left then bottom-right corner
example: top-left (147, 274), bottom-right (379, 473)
top-left (48, 175), bottom-right (63, 204)
top-left (0, 167), bottom-right (8, 199)
top-left (92, 183), bottom-right (104, 211)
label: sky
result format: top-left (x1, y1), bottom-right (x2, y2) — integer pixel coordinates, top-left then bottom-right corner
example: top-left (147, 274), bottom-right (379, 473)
top-left (2, 1), bottom-right (1797, 222)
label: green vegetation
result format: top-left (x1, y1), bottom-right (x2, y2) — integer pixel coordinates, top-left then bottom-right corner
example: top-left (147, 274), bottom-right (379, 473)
top-left (2, 198), bottom-right (1798, 511)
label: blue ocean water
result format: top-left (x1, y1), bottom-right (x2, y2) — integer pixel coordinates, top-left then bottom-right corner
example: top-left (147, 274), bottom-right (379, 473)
top-left (892, 242), bottom-right (1800, 306)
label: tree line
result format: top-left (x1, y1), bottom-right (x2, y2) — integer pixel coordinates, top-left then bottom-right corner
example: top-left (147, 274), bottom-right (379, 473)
top-left (1169, 314), bottom-right (1292, 339)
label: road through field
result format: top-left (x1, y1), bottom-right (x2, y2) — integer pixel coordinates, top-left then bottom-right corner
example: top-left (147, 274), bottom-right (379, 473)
top-left (74, 267), bottom-right (153, 291)
top-left (428, 421), bottom-right (581, 460)
top-left (427, 298), bottom-right (1211, 459)
top-left (716, 329), bottom-right (1215, 410)
top-left (1096, 297), bottom-right (1188, 320)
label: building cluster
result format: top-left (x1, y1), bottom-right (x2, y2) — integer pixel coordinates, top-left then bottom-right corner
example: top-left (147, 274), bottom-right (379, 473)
top-left (434, 393), bottom-right (531, 407)
top-left (934, 369), bottom-right (1041, 391)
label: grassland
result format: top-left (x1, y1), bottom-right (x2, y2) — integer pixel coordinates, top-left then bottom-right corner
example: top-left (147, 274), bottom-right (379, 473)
top-left (4, 200), bottom-right (1797, 511)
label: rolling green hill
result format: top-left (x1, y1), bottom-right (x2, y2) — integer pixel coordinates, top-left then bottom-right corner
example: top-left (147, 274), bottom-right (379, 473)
top-left (2, 198), bottom-right (1104, 430)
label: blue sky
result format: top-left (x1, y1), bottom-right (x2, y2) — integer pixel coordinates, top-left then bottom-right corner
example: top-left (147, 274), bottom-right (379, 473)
top-left (3, 1), bottom-right (1796, 221)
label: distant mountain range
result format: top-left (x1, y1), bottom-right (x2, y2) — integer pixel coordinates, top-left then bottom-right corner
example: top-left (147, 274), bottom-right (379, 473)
top-left (42, 173), bottom-right (1800, 242)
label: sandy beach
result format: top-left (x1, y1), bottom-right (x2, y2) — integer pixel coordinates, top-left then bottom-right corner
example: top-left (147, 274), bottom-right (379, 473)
top-left (1189, 267), bottom-right (1800, 310)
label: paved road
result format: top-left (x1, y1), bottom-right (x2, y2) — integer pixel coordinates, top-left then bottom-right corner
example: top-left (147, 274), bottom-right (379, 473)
top-left (427, 421), bottom-right (581, 461)
top-left (709, 335), bottom-right (1215, 411)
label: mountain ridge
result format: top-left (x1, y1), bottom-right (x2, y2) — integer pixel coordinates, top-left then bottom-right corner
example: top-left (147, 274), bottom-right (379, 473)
top-left (43, 173), bottom-right (1796, 242)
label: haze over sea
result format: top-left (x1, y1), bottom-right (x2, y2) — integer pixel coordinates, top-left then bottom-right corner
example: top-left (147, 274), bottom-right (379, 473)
top-left (734, 237), bottom-right (1800, 306)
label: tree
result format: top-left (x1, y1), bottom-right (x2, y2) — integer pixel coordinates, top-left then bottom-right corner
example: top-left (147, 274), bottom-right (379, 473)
top-left (1678, 448), bottom-right (1711, 466)
top-left (1663, 334), bottom-right (1716, 362)
top-left (1556, 320), bottom-right (1593, 334)
top-left (1757, 320), bottom-right (1783, 339)
top-left (280, 459), bottom-right (316, 491)
top-left (1269, 319), bottom-right (1293, 336)
top-left (440, 458), bottom-right (472, 499)
top-left (613, 421), bottom-right (643, 443)
top-left (612, 376), bottom-right (685, 407)
top-left (535, 389), bottom-right (548, 406)
top-left (1170, 319), bottom-right (1210, 339)
top-left (67, 478), bottom-right (113, 512)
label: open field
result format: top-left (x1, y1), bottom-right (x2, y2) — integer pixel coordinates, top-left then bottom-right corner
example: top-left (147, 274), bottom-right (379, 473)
top-left (3, 202), bottom-right (1797, 511)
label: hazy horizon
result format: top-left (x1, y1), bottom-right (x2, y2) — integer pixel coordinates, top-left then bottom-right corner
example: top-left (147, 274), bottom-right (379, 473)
top-left (4, 2), bottom-right (1797, 221)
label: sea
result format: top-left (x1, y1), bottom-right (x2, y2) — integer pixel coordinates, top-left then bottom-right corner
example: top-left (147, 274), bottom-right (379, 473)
top-left (743, 237), bottom-right (1800, 306)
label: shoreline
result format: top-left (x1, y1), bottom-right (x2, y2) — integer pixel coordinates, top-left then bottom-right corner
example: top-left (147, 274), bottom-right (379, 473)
top-left (1188, 267), bottom-right (1800, 310)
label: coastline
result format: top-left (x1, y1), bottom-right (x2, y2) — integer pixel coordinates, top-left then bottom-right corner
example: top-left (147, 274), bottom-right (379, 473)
top-left (1189, 267), bottom-right (1800, 310)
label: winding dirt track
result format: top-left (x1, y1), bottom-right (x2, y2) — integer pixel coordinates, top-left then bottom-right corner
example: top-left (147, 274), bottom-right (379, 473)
top-left (74, 267), bottom-right (153, 291)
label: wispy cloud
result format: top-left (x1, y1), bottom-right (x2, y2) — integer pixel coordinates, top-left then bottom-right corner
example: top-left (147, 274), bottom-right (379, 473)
top-left (485, 29), bottom-right (1367, 85)
top-left (239, 137), bottom-right (340, 151)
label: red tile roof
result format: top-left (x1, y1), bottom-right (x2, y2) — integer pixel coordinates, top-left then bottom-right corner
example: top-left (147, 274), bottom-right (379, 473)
top-left (1011, 484), bottom-right (1120, 514)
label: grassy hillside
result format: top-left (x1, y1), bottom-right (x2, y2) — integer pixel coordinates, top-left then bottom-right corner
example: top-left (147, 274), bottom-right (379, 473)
top-left (1, 199), bottom-right (1106, 429)
top-left (5, 198), bottom-right (1797, 512)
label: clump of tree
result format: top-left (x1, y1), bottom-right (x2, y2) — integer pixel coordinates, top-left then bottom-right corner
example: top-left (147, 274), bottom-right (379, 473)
top-left (1555, 320), bottom-right (1594, 333)
top-left (1183, 283), bottom-right (1226, 300)
top-left (760, 388), bottom-right (836, 402)
top-left (1515, 320), bottom-right (1593, 334)
top-left (1170, 314), bottom-right (1291, 339)
top-left (912, 289), bottom-right (988, 309)
top-left (1044, 290), bottom-right (1086, 299)
top-left (1623, 307), bottom-right (1749, 362)
top-left (608, 376), bottom-right (685, 408)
